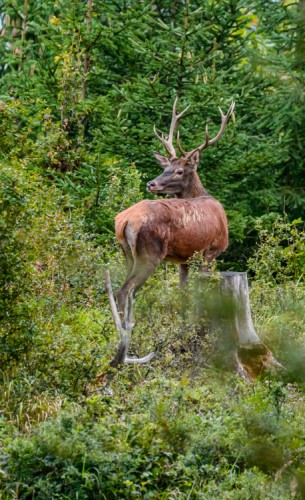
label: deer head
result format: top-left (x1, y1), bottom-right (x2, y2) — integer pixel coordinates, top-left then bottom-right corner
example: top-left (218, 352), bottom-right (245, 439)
top-left (147, 98), bottom-right (235, 199)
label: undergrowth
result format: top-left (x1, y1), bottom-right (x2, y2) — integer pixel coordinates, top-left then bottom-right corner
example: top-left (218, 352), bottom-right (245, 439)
top-left (1, 162), bottom-right (305, 497)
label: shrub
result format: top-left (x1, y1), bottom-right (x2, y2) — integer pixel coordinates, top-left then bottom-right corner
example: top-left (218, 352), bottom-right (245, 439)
top-left (249, 217), bottom-right (305, 284)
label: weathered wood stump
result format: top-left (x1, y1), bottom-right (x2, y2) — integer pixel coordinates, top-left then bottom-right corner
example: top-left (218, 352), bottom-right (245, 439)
top-left (196, 271), bottom-right (278, 379)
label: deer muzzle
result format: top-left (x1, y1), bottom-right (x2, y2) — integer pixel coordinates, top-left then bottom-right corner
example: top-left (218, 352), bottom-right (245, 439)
top-left (147, 181), bottom-right (160, 193)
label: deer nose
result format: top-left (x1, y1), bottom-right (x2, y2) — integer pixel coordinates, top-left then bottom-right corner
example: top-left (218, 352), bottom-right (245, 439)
top-left (147, 181), bottom-right (156, 191)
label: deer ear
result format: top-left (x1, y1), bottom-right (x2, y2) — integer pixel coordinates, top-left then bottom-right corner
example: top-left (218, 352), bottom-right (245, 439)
top-left (188, 149), bottom-right (200, 170)
top-left (153, 152), bottom-right (170, 169)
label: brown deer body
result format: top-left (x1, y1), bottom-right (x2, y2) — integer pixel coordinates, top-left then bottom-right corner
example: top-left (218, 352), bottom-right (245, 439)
top-left (116, 99), bottom-right (235, 319)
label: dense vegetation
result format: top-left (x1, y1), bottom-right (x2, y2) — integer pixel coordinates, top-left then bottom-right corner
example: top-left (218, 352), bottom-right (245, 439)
top-left (1, 0), bottom-right (305, 497)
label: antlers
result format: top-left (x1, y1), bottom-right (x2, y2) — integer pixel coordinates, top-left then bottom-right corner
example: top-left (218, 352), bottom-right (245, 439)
top-left (153, 97), bottom-right (190, 158)
top-left (154, 98), bottom-right (235, 159)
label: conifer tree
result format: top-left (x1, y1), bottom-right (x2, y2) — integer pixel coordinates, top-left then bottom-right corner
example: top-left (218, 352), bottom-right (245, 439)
top-left (0, 0), bottom-right (304, 264)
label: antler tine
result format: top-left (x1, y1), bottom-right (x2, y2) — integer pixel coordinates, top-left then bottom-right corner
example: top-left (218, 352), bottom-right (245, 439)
top-left (196, 100), bottom-right (235, 153)
top-left (153, 125), bottom-right (177, 158)
top-left (184, 101), bottom-right (235, 158)
top-left (169, 98), bottom-right (190, 144)
top-left (153, 125), bottom-right (166, 144)
top-left (153, 97), bottom-right (190, 158)
top-left (176, 130), bottom-right (187, 157)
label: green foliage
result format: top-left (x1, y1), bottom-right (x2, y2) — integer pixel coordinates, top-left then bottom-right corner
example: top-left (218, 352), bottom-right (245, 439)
top-left (0, 0), bottom-right (305, 263)
top-left (0, 375), bottom-right (302, 498)
top-left (249, 217), bottom-right (305, 384)
top-left (0, 161), bottom-right (36, 362)
top-left (85, 161), bottom-right (144, 244)
top-left (249, 217), bottom-right (305, 283)
top-left (0, 157), bottom-right (110, 384)
top-left (1, 1), bottom-right (305, 498)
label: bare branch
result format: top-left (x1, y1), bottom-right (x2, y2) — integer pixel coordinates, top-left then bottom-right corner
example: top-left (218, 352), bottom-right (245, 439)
top-left (105, 270), bottom-right (121, 333)
top-left (105, 270), bottom-right (154, 369)
top-left (125, 352), bottom-right (155, 364)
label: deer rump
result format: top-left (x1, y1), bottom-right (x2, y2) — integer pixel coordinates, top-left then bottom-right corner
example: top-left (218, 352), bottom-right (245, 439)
top-left (116, 196), bottom-right (228, 266)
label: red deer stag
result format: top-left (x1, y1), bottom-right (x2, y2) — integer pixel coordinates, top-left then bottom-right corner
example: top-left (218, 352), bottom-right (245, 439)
top-left (115, 98), bottom-right (235, 323)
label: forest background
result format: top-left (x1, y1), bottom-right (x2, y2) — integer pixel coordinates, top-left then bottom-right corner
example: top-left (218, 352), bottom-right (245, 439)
top-left (1, 0), bottom-right (305, 498)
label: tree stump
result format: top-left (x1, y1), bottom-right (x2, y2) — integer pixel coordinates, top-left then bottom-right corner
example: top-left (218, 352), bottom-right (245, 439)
top-left (196, 271), bottom-right (278, 379)
top-left (100, 270), bottom-right (280, 384)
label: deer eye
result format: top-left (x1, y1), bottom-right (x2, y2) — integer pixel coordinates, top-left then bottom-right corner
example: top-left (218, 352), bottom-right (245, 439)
top-left (176, 169), bottom-right (184, 175)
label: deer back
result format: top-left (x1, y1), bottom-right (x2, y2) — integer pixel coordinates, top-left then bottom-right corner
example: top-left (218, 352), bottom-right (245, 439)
top-left (115, 195), bottom-right (228, 264)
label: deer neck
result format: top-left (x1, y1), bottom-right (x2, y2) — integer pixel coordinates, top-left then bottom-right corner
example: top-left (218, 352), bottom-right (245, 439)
top-left (176, 172), bottom-right (207, 199)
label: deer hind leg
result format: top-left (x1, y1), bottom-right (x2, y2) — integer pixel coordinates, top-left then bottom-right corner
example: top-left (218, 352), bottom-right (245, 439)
top-left (119, 238), bottom-right (134, 279)
top-left (117, 258), bottom-right (160, 327)
top-left (116, 227), bottom-right (135, 315)
top-left (117, 225), bottom-right (167, 326)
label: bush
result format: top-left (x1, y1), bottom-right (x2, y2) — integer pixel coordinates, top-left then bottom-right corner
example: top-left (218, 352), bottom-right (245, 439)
top-left (0, 375), bottom-right (300, 498)
top-left (0, 157), bottom-right (112, 388)
top-left (249, 217), bottom-right (305, 284)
